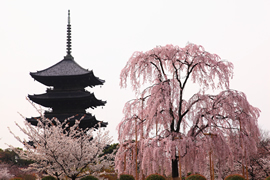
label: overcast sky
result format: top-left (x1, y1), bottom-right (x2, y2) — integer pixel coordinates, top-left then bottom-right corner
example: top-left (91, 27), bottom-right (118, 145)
top-left (0, 0), bottom-right (270, 149)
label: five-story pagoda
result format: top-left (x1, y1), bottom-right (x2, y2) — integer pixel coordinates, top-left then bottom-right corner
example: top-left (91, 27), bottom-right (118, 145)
top-left (27, 10), bottom-right (107, 129)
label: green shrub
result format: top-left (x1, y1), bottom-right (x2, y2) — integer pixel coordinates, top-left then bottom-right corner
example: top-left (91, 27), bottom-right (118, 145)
top-left (42, 176), bottom-right (57, 180)
top-left (146, 174), bottom-right (166, 180)
top-left (225, 174), bottom-right (245, 180)
top-left (80, 175), bottom-right (99, 180)
top-left (265, 176), bottom-right (270, 180)
top-left (119, 174), bottom-right (135, 180)
top-left (186, 174), bottom-right (207, 180)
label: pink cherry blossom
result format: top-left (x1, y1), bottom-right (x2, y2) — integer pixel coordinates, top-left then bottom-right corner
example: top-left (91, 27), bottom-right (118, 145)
top-left (116, 43), bottom-right (260, 179)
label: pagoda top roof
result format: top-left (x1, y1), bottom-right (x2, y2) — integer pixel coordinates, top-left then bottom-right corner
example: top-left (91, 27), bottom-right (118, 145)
top-left (31, 57), bottom-right (94, 77)
top-left (30, 10), bottom-right (104, 86)
top-left (31, 10), bottom-right (95, 78)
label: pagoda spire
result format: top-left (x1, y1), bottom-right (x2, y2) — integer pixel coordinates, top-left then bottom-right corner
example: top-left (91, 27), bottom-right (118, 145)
top-left (65, 10), bottom-right (73, 59)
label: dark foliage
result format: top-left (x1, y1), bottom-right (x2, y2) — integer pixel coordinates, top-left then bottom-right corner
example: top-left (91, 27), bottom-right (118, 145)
top-left (100, 143), bottom-right (119, 157)
top-left (42, 176), bottom-right (57, 180)
top-left (80, 175), bottom-right (99, 180)
top-left (225, 174), bottom-right (245, 180)
top-left (119, 174), bottom-right (135, 180)
top-left (145, 174), bottom-right (166, 180)
top-left (0, 148), bottom-right (33, 166)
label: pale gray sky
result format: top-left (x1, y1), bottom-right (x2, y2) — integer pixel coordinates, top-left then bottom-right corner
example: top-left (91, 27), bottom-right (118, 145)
top-left (1, 0), bottom-right (270, 149)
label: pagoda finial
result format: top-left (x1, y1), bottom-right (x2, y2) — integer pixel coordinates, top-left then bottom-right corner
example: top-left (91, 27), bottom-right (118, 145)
top-left (65, 10), bottom-right (73, 59)
top-left (68, 10), bottom-right (71, 25)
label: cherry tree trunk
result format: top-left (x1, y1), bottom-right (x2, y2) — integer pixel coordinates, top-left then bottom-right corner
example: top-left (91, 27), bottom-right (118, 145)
top-left (172, 158), bottom-right (179, 179)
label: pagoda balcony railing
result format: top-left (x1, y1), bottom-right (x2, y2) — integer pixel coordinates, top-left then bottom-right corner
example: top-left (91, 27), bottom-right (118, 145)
top-left (45, 109), bottom-right (86, 114)
top-left (46, 87), bottom-right (87, 92)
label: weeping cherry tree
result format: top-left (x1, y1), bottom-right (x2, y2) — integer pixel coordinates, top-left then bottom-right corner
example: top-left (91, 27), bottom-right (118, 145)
top-left (115, 43), bottom-right (260, 179)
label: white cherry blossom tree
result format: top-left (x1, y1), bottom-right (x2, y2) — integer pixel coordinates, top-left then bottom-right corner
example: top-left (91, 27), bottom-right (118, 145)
top-left (9, 105), bottom-right (114, 180)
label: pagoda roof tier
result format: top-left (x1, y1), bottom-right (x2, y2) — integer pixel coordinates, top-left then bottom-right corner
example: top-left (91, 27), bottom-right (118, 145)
top-left (30, 58), bottom-right (104, 88)
top-left (28, 90), bottom-right (106, 109)
top-left (26, 113), bottom-right (107, 130)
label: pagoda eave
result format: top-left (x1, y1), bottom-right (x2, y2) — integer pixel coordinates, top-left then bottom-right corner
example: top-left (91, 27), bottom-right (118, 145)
top-left (26, 113), bottom-right (107, 130)
top-left (30, 72), bottom-right (104, 88)
top-left (28, 93), bottom-right (106, 109)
